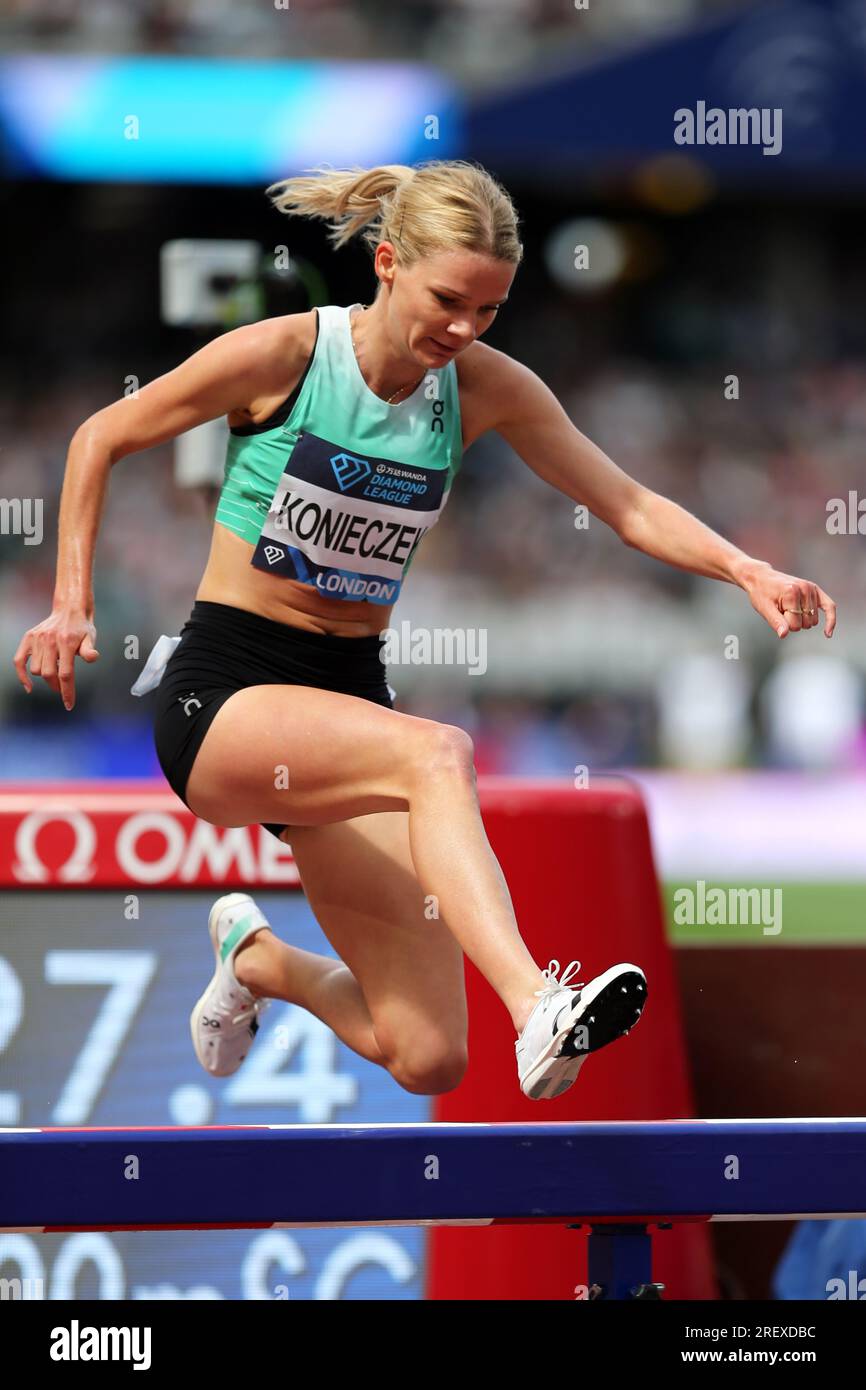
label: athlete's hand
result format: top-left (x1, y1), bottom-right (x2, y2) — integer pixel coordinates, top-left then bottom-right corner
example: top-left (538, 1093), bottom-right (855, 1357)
top-left (13, 608), bottom-right (100, 710)
top-left (742, 564), bottom-right (836, 639)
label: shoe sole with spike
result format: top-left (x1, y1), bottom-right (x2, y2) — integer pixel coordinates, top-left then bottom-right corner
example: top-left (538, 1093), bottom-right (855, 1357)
top-left (520, 963), bottom-right (648, 1100)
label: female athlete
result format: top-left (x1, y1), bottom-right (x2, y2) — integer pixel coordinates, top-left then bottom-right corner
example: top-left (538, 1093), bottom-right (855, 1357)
top-left (14, 160), bottom-right (836, 1101)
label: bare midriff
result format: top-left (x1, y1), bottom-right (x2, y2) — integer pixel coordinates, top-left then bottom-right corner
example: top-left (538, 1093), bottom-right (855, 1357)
top-left (195, 523), bottom-right (396, 636)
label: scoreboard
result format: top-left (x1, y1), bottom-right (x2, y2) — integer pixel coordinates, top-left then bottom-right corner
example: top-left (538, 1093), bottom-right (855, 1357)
top-left (0, 785), bottom-right (427, 1300)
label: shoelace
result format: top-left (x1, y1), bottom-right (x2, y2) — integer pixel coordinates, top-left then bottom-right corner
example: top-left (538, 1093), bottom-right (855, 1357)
top-left (534, 959), bottom-right (585, 1000)
top-left (231, 996), bottom-right (270, 1029)
top-left (515, 959), bottom-right (586, 1055)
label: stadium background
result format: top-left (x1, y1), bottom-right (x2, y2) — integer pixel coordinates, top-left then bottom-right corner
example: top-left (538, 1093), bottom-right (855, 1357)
top-left (1, 0), bottom-right (865, 1300)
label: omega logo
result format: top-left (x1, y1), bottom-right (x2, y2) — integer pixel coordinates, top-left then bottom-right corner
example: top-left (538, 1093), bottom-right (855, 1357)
top-left (13, 808), bottom-right (97, 883)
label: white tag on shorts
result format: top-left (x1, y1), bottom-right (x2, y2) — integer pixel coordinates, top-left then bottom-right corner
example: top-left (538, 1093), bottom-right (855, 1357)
top-left (130, 634), bottom-right (182, 696)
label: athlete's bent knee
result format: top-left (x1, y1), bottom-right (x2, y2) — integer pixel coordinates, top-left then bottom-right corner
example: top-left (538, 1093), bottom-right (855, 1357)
top-left (387, 1045), bottom-right (469, 1096)
top-left (412, 723), bottom-right (475, 783)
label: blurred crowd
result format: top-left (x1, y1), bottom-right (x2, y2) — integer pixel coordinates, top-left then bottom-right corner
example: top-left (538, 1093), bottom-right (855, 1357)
top-left (0, 0), bottom-right (756, 78)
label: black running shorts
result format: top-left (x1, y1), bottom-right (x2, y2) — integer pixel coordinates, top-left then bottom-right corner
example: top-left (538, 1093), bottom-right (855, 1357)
top-left (152, 600), bottom-right (395, 841)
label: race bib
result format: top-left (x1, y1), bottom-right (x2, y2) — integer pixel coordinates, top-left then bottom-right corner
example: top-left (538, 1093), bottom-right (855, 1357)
top-left (250, 429), bottom-right (449, 605)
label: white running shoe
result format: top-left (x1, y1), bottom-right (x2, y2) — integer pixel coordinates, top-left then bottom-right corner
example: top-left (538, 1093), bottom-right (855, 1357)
top-left (190, 893), bottom-right (272, 1077)
top-left (515, 959), bottom-right (647, 1100)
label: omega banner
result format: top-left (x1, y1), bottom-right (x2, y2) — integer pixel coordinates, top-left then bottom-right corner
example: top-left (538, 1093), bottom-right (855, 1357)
top-left (0, 783), bottom-right (302, 888)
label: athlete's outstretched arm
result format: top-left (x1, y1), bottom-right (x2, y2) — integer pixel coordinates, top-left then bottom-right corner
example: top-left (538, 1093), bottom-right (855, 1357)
top-left (488, 353), bottom-right (836, 640)
top-left (12, 317), bottom-right (304, 708)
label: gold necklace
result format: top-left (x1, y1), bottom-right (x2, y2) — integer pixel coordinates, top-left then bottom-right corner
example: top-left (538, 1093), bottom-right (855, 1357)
top-left (350, 306), bottom-right (425, 405)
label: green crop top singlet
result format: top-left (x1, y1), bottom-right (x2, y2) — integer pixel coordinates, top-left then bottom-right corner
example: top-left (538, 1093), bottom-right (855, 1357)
top-left (213, 303), bottom-right (464, 606)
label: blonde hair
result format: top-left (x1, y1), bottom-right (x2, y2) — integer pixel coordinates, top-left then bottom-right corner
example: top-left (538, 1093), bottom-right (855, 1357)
top-left (265, 159), bottom-right (523, 277)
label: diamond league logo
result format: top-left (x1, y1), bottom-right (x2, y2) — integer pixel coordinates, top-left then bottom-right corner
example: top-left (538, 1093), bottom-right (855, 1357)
top-left (330, 452), bottom-right (372, 491)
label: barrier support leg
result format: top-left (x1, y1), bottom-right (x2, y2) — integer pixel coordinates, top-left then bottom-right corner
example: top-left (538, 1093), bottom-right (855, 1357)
top-left (582, 1223), bottom-right (660, 1300)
